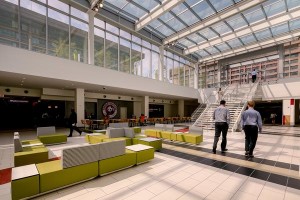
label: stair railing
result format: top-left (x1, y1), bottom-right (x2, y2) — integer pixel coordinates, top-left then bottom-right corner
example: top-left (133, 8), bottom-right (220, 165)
top-left (231, 82), bottom-right (259, 132)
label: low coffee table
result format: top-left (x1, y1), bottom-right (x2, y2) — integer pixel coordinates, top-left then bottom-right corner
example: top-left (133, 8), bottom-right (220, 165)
top-left (138, 137), bottom-right (162, 151)
top-left (126, 144), bottom-right (155, 164)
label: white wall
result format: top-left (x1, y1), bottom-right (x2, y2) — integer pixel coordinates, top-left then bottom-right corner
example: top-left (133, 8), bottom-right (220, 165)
top-left (261, 78), bottom-right (300, 100)
top-left (0, 45), bottom-right (197, 99)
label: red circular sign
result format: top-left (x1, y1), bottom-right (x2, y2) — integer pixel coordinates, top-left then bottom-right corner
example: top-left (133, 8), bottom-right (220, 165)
top-left (102, 102), bottom-right (117, 118)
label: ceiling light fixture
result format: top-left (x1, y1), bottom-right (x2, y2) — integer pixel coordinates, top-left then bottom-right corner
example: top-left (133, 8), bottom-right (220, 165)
top-left (91, 0), bottom-right (104, 12)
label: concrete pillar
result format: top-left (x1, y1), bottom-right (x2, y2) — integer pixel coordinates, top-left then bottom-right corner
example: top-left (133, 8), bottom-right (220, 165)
top-left (87, 10), bottom-right (96, 65)
top-left (159, 46), bottom-right (164, 81)
top-left (75, 88), bottom-right (85, 126)
top-left (282, 99), bottom-right (295, 126)
top-left (194, 63), bottom-right (199, 89)
top-left (178, 100), bottom-right (184, 117)
top-left (142, 96), bottom-right (149, 117)
top-left (217, 63), bottom-right (221, 87)
top-left (278, 44), bottom-right (284, 79)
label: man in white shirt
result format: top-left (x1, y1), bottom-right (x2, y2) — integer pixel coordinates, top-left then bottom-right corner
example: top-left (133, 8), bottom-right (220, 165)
top-left (251, 69), bottom-right (257, 83)
top-left (212, 100), bottom-right (231, 154)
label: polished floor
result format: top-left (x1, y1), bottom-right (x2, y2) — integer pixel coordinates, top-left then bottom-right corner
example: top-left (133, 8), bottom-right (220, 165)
top-left (0, 125), bottom-right (299, 200)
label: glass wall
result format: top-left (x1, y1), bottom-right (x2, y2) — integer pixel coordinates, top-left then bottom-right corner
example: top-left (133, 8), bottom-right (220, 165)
top-left (70, 18), bottom-right (88, 63)
top-left (94, 28), bottom-right (104, 67)
top-left (142, 47), bottom-right (151, 78)
top-left (131, 43), bottom-right (141, 76)
top-left (48, 8), bottom-right (69, 59)
top-left (0, 0), bottom-right (19, 47)
top-left (164, 50), bottom-right (194, 86)
top-left (119, 38), bottom-right (131, 73)
top-left (151, 51), bottom-right (159, 79)
top-left (105, 32), bottom-right (118, 70)
top-left (0, 0), bottom-right (196, 88)
top-left (20, 0), bottom-right (46, 53)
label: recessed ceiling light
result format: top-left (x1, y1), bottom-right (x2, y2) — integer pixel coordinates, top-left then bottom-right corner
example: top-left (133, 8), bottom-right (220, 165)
top-left (20, 84), bottom-right (23, 86)
top-left (22, 78), bottom-right (26, 80)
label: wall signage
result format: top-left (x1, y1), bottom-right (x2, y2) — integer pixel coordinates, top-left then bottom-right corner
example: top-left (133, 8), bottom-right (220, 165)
top-left (102, 102), bottom-right (117, 118)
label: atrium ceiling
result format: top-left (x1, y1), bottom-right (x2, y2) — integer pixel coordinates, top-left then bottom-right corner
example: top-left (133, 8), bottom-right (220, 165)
top-left (90, 0), bottom-right (300, 63)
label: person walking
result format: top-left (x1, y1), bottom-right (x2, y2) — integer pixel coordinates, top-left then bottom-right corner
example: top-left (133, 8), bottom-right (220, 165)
top-left (251, 69), bottom-right (257, 83)
top-left (212, 100), bottom-right (231, 154)
top-left (240, 101), bottom-right (262, 157)
top-left (68, 108), bottom-right (82, 137)
top-left (217, 88), bottom-right (224, 102)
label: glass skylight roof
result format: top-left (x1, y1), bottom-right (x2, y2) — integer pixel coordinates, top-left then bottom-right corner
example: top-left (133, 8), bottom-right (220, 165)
top-left (209, 0), bottom-right (233, 12)
top-left (102, 0), bottom-right (299, 62)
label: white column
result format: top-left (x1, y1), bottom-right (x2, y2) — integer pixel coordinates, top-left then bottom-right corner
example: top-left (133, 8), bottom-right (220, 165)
top-left (142, 96), bottom-right (149, 117)
top-left (76, 88), bottom-right (85, 126)
top-left (159, 46), bottom-right (164, 81)
top-left (194, 63), bottom-right (199, 89)
top-left (87, 10), bottom-right (96, 65)
top-left (282, 99), bottom-right (295, 126)
top-left (278, 44), bottom-right (284, 79)
top-left (178, 100), bottom-right (184, 117)
top-left (217, 63), bottom-right (221, 87)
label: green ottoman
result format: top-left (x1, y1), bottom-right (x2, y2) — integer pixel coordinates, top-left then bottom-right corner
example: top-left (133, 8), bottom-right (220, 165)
top-left (133, 127), bottom-right (142, 134)
top-left (99, 149), bottom-right (136, 176)
top-left (21, 139), bottom-right (42, 145)
top-left (138, 137), bottom-right (162, 151)
top-left (103, 137), bottom-right (132, 146)
top-left (126, 144), bottom-right (155, 164)
top-left (86, 134), bottom-right (107, 144)
top-left (176, 133), bottom-right (202, 144)
top-left (36, 160), bottom-right (98, 193)
top-left (38, 134), bottom-right (67, 145)
top-left (14, 146), bottom-right (49, 167)
top-left (145, 129), bottom-right (158, 138)
top-left (11, 164), bottom-right (40, 200)
top-left (158, 131), bottom-right (172, 140)
top-left (171, 132), bottom-right (182, 141)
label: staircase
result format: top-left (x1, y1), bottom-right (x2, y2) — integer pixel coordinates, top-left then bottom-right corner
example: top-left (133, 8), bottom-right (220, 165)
top-left (192, 82), bottom-right (259, 132)
top-left (191, 104), bottom-right (206, 122)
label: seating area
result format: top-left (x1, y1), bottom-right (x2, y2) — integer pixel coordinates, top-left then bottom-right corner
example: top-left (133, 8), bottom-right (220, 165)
top-left (13, 133), bottom-right (49, 167)
top-left (37, 126), bottom-right (67, 145)
top-left (81, 117), bottom-right (192, 130)
top-left (11, 139), bottom-right (155, 200)
top-left (144, 124), bottom-right (203, 145)
top-left (86, 127), bottom-right (163, 151)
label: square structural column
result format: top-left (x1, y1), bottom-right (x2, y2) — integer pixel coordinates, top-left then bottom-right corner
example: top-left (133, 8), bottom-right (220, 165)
top-left (76, 88), bottom-right (85, 126)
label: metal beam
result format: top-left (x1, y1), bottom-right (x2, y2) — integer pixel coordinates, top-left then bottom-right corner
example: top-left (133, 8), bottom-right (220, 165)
top-left (135, 0), bottom-right (186, 31)
top-left (199, 30), bottom-right (300, 63)
top-left (163, 0), bottom-right (268, 45)
top-left (184, 7), bottom-right (300, 54)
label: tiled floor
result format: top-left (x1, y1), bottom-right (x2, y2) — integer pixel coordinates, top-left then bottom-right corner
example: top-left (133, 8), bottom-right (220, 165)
top-left (0, 125), bottom-right (299, 200)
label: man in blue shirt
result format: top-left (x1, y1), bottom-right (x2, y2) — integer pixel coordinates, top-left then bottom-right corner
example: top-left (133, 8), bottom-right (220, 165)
top-left (212, 100), bottom-right (231, 154)
top-left (240, 101), bottom-right (262, 157)
top-left (251, 69), bottom-right (257, 83)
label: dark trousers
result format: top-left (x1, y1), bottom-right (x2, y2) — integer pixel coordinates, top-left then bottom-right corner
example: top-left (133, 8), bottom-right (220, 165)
top-left (213, 122), bottom-right (228, 151)
top-left (244, 125), bottom-right (258, 155)
top-left (252, 75), bottom-right (256, 83)
top-left (69, 124), bottom-right (81, 136)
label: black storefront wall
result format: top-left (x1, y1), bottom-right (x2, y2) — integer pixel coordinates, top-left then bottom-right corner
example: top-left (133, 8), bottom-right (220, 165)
top-left (97, 100), bottom-right (133, 119)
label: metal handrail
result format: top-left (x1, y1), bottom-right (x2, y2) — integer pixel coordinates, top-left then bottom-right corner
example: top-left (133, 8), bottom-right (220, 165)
top-left (231, 82), bottom-right (259, 131)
